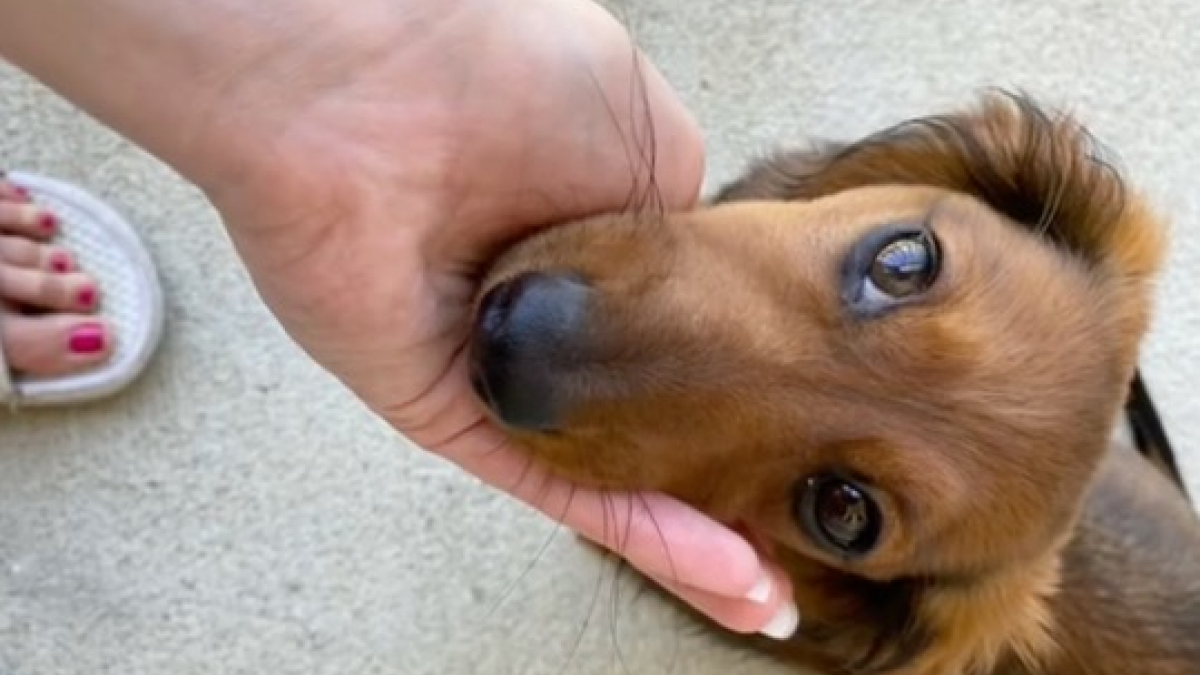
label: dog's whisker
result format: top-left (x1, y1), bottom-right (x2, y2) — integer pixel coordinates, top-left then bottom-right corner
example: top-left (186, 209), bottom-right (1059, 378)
top-left (555, 492), bottom-right (611, 675)
top-left (606, 546), bottom-right (637, 675)
top-left (635, 492), bottom-right (683, 675)
top-left (601, 490), bottom-right (638, 675)
top-left (627, 48), bottom-right (664, 216)
top-left (581, 57), bottom-right (644, 218)
top-left (636, 492), bottom-right (680, 590)
top-left (481, 493), bottom-right (568, 623)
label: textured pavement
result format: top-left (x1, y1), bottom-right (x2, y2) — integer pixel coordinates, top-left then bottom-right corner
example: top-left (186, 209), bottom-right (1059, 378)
top-left (1, 1), bottom-right (1198, 673)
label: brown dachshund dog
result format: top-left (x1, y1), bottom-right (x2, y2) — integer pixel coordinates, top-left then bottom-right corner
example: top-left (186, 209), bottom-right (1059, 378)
top-left (467, 92), bottom-right (1200, 675)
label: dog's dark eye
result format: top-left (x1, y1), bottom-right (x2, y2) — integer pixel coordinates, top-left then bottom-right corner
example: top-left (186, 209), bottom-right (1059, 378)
top-left (842, 224), bottom-right (941, 317)
top-left (794, 474), bottom-right (882, 558)
top-left (869, 232), bottom-right (939, 298)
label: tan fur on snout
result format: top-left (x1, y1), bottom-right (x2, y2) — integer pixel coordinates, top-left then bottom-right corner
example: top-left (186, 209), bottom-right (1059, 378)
top-left (470, 93), bottom-right (1199, 675)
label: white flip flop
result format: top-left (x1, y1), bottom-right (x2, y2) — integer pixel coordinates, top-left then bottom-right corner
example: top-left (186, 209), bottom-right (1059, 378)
top-left (0, 170), bottom-right (165, 407)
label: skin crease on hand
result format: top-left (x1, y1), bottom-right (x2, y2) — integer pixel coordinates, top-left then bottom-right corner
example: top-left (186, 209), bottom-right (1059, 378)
top-left (0, 0), bottom-right (799, 639)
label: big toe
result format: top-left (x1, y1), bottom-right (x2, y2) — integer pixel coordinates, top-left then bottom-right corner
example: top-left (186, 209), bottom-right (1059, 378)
top-left (2, 314), bottom-right (113, 378)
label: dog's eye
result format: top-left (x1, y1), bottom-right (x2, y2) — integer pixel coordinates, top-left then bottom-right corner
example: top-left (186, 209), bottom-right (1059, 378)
top-left (842, 224), bottom-right (941, 316)
top-left (869, 232), bottom-right (939, 298)
top-left (794, 474), bottom-right (882, 558)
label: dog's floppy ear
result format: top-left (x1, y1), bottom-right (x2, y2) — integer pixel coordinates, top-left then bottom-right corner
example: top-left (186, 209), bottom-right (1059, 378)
top-left (714, 91), bottom-right (1165, 283)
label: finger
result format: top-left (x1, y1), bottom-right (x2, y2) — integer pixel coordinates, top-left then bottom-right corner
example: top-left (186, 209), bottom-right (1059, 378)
top-left (392, 357), bottom-right (770, 603)
top-left (454, 433), bottom-right (801, 637)
top-left (0, 178), bottom-right (32, 203)
top-left (440, 424), bottom-right (770, 606)
top-left (388, 354), bottom-right (775, 613)
top-left (0, 236), bottom-right (74, 272)
top-left (0, 201), bottom-right (57, 239)
top-left (647, 562), bottom-right (800, 639)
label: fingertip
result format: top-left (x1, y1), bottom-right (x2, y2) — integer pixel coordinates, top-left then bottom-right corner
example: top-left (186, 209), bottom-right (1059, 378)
top-left (647, 567), bottom-right (800, 640)
top-left (758, 565), bottom-right (799, 640)
top-left (499, 476), bottom-right (776, 614)
top-left (759, 599), bottom-right (801, 641)
top-left (719, 561), bottom-right (801, 641)
top-left (744, 573), bottom-right (773, 604)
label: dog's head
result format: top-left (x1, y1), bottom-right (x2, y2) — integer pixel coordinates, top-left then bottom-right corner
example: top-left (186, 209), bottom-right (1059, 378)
top-left (467, 93), bottom-right (1167, 673)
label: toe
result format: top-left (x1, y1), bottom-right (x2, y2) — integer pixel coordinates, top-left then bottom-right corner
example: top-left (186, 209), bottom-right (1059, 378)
top-left (0, 236), bottom-right (74, 272)
top-left (0, 264), bottom-right (99, 313)
top-left (0, 201), bottom-right (58, 240)
top-left (0, 175), bottom-right (32, 203)
top-left (1, 314), bottom-right (113, 377)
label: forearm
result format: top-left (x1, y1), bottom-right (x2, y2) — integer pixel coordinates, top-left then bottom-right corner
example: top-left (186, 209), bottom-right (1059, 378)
top-left (0, 0), bottom-right (375, 188)
top-left (0, 0), bottom-right (702, 222)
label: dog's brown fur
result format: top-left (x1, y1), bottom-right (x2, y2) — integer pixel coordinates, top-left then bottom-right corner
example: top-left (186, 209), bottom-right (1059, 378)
top-left (468, 93), bottom-right (1200, 674)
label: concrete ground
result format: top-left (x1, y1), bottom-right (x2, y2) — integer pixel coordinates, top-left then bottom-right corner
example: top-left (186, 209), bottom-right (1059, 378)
top-left (2, 1), bottom-right (1198, 673)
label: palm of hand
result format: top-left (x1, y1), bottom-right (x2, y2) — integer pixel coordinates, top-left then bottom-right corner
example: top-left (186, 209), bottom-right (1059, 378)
top-left (197, 0), bottom-right (789, 636)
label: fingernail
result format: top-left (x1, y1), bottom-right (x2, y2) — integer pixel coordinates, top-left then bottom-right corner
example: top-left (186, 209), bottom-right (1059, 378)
top-left (40, 212), bottom-right (57, 231)
top-left (50, 252), bottom-right (72, 273)
top-left (759, 601), bottom-right (800, 641)
top-left (68, 323), bottom-right (106, 354)
top-left (77, 285), bottom-right (96, 307)
top-left (745, 574), bottom-right (773, 604)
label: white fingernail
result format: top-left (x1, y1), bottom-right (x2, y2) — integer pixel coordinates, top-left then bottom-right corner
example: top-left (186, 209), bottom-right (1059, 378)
top-left (745, 574), bottom-right (773, 604)
top-left (759, 601), bottom-right (800, 640)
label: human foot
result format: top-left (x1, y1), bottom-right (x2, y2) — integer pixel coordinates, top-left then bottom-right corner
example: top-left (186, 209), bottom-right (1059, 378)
top-left (0, 174), bottom-right (113, 380)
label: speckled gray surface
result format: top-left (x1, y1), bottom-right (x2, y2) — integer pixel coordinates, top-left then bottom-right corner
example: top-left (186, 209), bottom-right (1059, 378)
top-left (1, 1), bottom-right (1198, 673)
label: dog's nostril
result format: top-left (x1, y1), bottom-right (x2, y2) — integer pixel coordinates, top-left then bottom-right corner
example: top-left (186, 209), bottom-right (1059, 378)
top-left (470, 271), bottom-right (593, 431)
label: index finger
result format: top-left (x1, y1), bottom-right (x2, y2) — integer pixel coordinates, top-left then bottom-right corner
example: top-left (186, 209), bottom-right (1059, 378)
top-left (440, 424), bottom-right (771, 605)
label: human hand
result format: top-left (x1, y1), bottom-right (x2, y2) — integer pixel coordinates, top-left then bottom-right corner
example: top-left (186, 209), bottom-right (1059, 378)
top-left (204, 0), bottom-right (799, 639)
top-left (0, 0), bottom-right (798, 639)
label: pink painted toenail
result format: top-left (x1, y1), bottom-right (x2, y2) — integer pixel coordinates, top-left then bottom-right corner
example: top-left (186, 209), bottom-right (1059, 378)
top-left (78, 286), bottom-right (96, 307)
top-left (50, 252), bottom-right (72, 273)
top-left (40, 213), bottom-right (57, 231)
top-left (14, 186), bottom-right (31, 200)
top-left (68, 323), bottom-right (106, 354)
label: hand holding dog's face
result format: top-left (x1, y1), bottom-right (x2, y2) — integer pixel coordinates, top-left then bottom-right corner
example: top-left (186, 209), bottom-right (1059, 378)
top-left (468, 94), bottom-right (1167, 674)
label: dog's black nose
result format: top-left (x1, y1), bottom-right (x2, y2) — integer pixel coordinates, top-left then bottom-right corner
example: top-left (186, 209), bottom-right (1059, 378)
top-left (469, 271), bottom-right (593, 431)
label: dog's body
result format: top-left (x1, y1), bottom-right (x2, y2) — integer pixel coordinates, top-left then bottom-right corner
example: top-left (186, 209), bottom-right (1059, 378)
top-left (468, 93), bottom-right (1200, 674)
top-left (1043, 438), bottom-right (1200, 675)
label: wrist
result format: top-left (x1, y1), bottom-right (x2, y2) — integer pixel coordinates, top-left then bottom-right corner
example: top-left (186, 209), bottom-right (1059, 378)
top-left (0, 0), bottom-right (400, 190)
